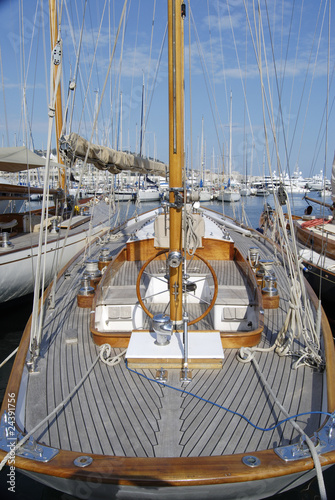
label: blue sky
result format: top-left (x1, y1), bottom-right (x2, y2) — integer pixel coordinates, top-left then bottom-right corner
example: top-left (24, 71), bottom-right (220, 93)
top-left (0, 0), bottom-right (334, 180)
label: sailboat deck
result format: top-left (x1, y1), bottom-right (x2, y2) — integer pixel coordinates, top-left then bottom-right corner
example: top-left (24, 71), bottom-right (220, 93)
top-left (23, 220), bottom-right (324, 460)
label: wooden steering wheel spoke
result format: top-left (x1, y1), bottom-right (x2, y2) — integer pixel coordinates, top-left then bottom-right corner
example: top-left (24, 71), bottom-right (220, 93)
top-left (136, 250), bottom-right (218, 326)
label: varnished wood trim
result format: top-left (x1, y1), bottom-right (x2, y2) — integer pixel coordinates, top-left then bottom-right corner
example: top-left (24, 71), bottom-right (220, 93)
top-left (77, 294), bottom-right (94, 309)
top-left (193, 238), bottom-right (234, 260)
top-left (220, 328), bottom-right (263, 348)
top-left (127, 238), bottom-right (159, 261)
top-left (126, 237), bottom-right (235, 262)
top-left (91, 327), bottom-right (263, 349)
top-left (1, 446), bottom-right (334, 487)
top-left (127, 359), bottom-right (223, 369)
top-left (262, 294), bottom-right (280, 309)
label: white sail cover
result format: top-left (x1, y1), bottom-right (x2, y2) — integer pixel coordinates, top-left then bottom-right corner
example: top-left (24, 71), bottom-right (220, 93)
top-left (0, 147), bottom-right (48, 172)
top-left (60, 133), bottom-right (168, 176)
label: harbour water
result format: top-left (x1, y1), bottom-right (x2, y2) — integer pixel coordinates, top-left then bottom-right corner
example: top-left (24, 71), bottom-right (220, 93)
top-left (1, 193), bottom-right (334, 499)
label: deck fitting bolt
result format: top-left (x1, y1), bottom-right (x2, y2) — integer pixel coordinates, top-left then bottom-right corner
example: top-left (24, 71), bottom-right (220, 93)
top-left (74, 456), bottom-right (93, 467)
top-left (242, 455), bottom-right (260, 467)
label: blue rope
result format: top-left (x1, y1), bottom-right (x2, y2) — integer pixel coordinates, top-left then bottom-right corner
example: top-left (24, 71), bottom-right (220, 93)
top-left (126, 361), bottom-right (332, 432)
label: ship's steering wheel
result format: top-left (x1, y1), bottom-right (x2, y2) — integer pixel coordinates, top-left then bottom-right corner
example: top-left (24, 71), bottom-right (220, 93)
top-left (136, 249), bottom-right (218, 326)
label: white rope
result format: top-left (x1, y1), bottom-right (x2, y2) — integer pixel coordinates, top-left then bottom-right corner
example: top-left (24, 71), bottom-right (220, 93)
top-left (0, 344), bottom-right (125, 471)
top-left (99, 345), bottom-right (127, 367)
top-left (185, 210), bottom-right (202, 256)
top-left (237, 348), bottom-right (327, 500)
top-left (0, 348), bottom-right (18, 369)
top-left (242, 261), bottom-right (323, 369)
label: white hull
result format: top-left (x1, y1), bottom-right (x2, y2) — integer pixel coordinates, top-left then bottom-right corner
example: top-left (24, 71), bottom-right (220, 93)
top-left (199, 190), bottom-right (212, 201)
top-left (114, 192), bottom-right (134, 201)
top-left (240, 187), bottom-right (251, 196)
top-left (219, 190), bottom-right (241, 202)
top-left (255, 189), bottom-right (270, 197)
top-left (0, 213), bottom-right (109, 303)
top-left (137, 189), bottom-right (161, 201)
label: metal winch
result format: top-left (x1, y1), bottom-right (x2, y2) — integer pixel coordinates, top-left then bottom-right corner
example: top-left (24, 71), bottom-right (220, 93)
top-left (248, 247), bottom-right (260, 270)
top-left (78, 276), bottom-right (95, 297)
top-left (84, 259), bottom-right (102, 279)
top-left (153, 314), bottom-right (173, 346)
top-left (262, 275), bottom-right (278, 297)
top-left (1, 232), bottom-right (13, 248)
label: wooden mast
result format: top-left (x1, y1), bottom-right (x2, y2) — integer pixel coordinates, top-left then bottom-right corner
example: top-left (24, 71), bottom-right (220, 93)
top-left (49, 0), bottom-right (65, 190)
top-left (168, 0), bottom-right (184, 325)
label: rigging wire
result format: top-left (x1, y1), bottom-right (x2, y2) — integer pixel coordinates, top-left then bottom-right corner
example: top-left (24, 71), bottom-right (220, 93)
top-left (308, 67), bottom-right (335, 177)
top-left (226, 0), bottom-right (262, 176)
top-left (114, 1), bottom-right (128, 149)
top-left (284, 0), bottom-right (302, 160)
top-left (0, 48), bottom-right (9, 146)
top-left (248, 4), bottom-right (320, 348)
top-left (258, 1), bottom-right (285, 179)
top-left (287, 0), bottom-right (328, 175)
top-left (268, 0), bottom-right (296, 169)
top-left (30, 0), bottom-right (129, 359)
top-left (25, 0), bottom-right (41, 151)
top-left (29, 42), bottom-right (63, 358)
top-left (317, 0), bottom-right (332, 308)
top-left (41, 0), bottom-right (49, 121)
top-left (144, 23), bottom-right (167, 133)
top-left (108, 0), bottom-right (116, 147)
top-left (67, 0), bottom-right (88, 135)
top-left (74, 0), bottom-right (108, 135)
top-left (206, 0), bottom-right (217, 126)
top-left (258, 0), bottom-right (332, 314)
top-left (143, 0), bottom-right (156, 140)
top-left (127, 0), bottom-right (141, 151)
top-left (216, 0), bottom-right (229, 126)
top-left (188, 4), bottom-right (223, 160)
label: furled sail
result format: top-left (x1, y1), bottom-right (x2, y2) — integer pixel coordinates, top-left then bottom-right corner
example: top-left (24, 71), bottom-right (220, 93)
top-left (60, 132), bottom-right (168, 177)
